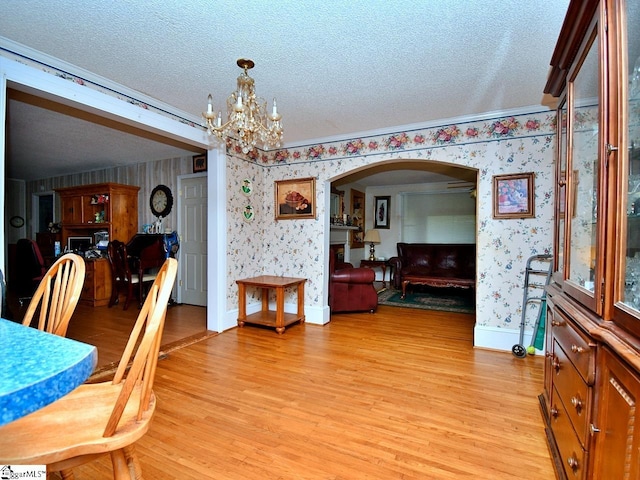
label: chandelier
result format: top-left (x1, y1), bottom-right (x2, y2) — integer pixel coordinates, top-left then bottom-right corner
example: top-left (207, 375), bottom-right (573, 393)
top-left (203, 58), bottom-right (283, 153)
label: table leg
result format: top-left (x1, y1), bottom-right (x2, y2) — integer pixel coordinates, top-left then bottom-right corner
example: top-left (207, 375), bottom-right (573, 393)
top-left (297, 281), bottom-right (305, 323)
top-left (261, 287), bottom-right (269, 312)
top-left (380, 264), bottom-right (387, 287)
top-left (238, 283), bottom-right (247, 327)
top-left (275, 286), bottom-right (285, 334)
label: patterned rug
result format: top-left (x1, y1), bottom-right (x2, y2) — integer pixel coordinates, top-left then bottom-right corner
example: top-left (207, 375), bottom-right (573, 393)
top-left (377, 287), bottom-right (475, 314)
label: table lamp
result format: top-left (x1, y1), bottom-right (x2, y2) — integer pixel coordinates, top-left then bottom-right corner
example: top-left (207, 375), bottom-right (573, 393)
top-left (363, 229), bottom-right (381, 261)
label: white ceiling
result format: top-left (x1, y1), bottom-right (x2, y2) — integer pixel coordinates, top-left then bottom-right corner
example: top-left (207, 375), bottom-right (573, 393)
top-left (0, 1), bottom-right (569, 183)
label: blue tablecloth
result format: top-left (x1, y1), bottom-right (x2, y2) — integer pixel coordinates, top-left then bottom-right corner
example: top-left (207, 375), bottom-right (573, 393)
top-left (0, 319), bottom-right (97, 426)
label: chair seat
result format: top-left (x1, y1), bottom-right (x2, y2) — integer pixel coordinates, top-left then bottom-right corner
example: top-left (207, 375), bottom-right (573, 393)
top-left (0, 381), bottom-right (155, 465)
top-left (114, 273), bottom-right (157, 285)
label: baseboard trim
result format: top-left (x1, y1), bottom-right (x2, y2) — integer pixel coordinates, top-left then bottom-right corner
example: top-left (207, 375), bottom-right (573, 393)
top-left (473, 324), bottom-right (544, 354)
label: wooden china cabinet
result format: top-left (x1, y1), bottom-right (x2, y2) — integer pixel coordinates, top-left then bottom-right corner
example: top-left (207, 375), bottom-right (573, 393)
top-left (542, 0), bottom-right (640, 478)
top-left (55, 182), bottom-right (139, 306)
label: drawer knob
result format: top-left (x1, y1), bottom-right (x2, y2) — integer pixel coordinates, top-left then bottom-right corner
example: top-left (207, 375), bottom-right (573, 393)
top-left (571, 344), bottom-right (585, 354)
top-left (590, 424), bottom-right (601, 435)
top-left (551, 320), bottom-right (562, 327)
top-left (552, 356), bottom-right (561, 373)
top-left (550, 406), bottom-right (558, 418)
top-left (571, 395), bottom-right (583, 413)
top-left (567, 454), bottom-right (579, 471)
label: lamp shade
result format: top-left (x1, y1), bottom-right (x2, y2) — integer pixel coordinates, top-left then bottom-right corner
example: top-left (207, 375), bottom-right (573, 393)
top-left (363, 229), bottom-right (381, 243)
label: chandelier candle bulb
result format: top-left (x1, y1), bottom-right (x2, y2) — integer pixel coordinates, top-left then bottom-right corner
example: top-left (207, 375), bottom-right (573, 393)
top-left (203, 58), bottom-right (283, 151)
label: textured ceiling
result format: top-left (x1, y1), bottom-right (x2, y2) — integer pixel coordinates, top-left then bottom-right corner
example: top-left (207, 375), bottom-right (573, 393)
top-left (0, 0), bottom-right (569, 182)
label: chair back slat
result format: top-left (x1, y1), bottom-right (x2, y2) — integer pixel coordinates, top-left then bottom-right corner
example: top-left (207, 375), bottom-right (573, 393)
top-left (103, 258), bottom-right (177, 437)
top-left (22, 254), bottom-right (85, 337)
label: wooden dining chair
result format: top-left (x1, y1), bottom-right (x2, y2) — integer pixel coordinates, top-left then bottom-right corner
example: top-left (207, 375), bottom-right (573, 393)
top-left (21, 253), bottom-right (86, 337)
top-left (0, 258), bottom-right (178, 479)
top-left (107, 240), bottom-right (156, 310)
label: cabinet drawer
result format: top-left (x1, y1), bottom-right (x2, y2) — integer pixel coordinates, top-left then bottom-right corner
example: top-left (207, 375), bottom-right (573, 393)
top-left (551, 386), bottom-right (588, 480)
top-left (553, 339), bottom-right (592, 447)
top-left (552, 309), bottom-right (595, 384)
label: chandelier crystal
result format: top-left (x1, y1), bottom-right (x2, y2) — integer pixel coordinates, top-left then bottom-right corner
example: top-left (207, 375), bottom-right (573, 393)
top-left (203, 58), bottom-right (283, 154)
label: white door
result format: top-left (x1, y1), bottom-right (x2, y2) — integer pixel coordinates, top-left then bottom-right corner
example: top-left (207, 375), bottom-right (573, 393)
top-left (179, 175), bottom-right (208, 306)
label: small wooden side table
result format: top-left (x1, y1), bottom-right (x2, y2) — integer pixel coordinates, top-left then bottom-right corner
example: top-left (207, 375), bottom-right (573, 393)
top-left (236, 275), bottom-right (306, 334)
top-left (359, 259), bottom-right (391, 287)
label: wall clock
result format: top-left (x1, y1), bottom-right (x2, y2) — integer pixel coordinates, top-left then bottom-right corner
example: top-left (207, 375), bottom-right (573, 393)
top-left (9, 215), bottom-right (24, 228)
top-left (150, 185), bottom-right (173, 218)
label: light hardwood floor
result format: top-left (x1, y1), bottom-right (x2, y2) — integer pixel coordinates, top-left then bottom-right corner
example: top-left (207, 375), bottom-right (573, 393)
top-left (61, 305), bottom-right (554, 479)
top-left (6, 293), bottom-right (209, 369)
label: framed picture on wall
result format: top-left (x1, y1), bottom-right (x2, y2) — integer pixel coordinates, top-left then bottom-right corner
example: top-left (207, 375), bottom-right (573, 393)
top-left (193, 154), bottom-right (207, 173)
top-left (374, 196), bottom-right (391, 228)
top-left (493, 173), bottom-right (535, 219)
top-left (274, 177), bottom-right (316, 220)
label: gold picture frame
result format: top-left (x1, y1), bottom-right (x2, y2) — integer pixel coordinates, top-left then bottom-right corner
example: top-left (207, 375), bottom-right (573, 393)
top-left (493, 173), bottom-right (535, 219)
top-left (275, 177), bottom-right (316, 220)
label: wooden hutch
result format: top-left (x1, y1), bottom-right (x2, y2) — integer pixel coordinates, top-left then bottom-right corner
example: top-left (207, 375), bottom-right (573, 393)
top-left (55, 183), bottom-right (139, 306)
top-left (542, 1), bottom-right (640, 478)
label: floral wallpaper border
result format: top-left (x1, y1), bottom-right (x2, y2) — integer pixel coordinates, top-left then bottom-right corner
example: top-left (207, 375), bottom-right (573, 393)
top-left (226, 110), bottom-right (556, 340)
top-left (1, 45), bottom-right (557, 343)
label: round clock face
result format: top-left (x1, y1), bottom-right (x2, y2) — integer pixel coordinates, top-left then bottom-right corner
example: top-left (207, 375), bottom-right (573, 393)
top-left (9, 216), bottom-right (24, 228)
top-left (150, 185), bottom-right (173, 218)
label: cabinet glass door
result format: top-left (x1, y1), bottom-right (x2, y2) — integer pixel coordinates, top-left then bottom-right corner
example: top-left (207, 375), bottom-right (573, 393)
top-left (555, 101), bottom-right (568, 283)
top-left (566, 30), bottom-right (600, 310)
top-left (619, 0), bottom-right (640, 315)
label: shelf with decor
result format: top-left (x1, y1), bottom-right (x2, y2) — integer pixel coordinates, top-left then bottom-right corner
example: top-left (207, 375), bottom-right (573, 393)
top-left (55, 183), bottom-right (140, 248)
top-left (350, 189), bottom-right (365, 248)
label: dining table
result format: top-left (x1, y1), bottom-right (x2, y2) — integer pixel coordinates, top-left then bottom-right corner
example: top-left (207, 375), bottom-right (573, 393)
top-left (0, 318), bottom-right (97, 426)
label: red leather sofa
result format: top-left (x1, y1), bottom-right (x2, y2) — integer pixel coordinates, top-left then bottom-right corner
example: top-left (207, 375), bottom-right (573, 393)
top-left (328, 245), bottom-right (378, 313)
top-left (388, 243), bottom-right (475, 298)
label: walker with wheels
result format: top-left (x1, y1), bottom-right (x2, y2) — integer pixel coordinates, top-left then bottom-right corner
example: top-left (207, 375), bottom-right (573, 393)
top-left (512, 254), bottom-right (553, 358)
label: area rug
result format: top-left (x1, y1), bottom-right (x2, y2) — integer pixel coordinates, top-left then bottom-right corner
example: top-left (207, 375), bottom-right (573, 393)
top-left (377, 288), bottom-right (475, 314)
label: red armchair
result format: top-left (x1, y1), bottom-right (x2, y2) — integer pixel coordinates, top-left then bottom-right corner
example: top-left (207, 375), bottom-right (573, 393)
top-left (328, 245), bottom-right (378, 313)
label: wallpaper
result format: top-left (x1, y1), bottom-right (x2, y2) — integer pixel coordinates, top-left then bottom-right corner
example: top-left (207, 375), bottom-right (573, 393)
top-left (1, 47), bottom-right (557, 340)
top-left (226, 112), bottom-right (556, 334)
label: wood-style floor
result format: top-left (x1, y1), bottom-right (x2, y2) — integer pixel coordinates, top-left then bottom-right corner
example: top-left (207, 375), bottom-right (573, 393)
top-left (5, 292), bottom-right (209, 369)
top-left (59, 304), bottom-right (554, 479)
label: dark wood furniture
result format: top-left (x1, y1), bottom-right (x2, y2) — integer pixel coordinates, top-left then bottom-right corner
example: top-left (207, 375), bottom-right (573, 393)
top-left (125, 233), bottom-right (177, 307)
top-left (236, 275), bottom-right (306, 334)
top-left (542, 2), bottom-right (640, 478)
top-left (14, 238), bottom-right (46, 305)
top-left (388, 243), bottom-right (476, 298)
top-left (35, 231), bottom-right (61, 264)
top-left (359, 259), bottom-right (390, 287)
